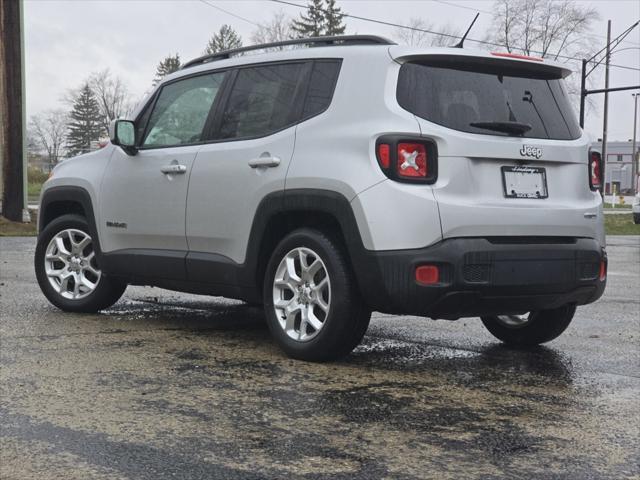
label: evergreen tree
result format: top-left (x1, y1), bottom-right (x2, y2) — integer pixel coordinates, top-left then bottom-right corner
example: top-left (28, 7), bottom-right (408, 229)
top-left (291, 0), bottom-right (347, 38)
top-left (204, 25), bottom-right (242, 54)
top-left (66, 83), bottom-right (103, 156)
top-left (153, 54), bottom-right (181, 86)
top-left (323, 0), bottom-right (345, 35)
top-left (291, 0), bottom-right (325, 38)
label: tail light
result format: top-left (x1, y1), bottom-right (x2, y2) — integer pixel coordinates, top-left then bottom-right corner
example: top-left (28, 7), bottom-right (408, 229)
top-left (599, 259), bottom-right (607, 281)
top-left (589, 149), bottom-right (602, 191)
top-left (377, 143), bottom-right (390, 169)
top-left (397, 143), bottom-right (427, 178)
top-left (376, 136), bottom-right (438, 184)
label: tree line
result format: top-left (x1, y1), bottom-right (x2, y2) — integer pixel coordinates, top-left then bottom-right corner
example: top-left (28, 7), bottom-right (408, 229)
top-left (29, 0), bottom-right (598, 168)
top-left (29, 69), bottom-right (133, 166)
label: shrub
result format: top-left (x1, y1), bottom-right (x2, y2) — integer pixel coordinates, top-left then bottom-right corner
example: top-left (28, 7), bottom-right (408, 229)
top-left (27, 166), bottom-right (50, 185)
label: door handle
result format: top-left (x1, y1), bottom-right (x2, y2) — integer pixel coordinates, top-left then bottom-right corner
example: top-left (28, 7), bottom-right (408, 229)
top-left (161, 164), bottom-right (187, 174)
top-left (248, 156), bottom-right (281, 168)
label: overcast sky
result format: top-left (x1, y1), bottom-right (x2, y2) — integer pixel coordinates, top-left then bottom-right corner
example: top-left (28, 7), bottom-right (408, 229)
top-left (24, 0), bottom-right (640, 141)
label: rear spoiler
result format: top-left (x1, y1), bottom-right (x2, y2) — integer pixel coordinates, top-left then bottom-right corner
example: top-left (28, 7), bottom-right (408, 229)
top-left (388, 46), bottom-right (573, 79)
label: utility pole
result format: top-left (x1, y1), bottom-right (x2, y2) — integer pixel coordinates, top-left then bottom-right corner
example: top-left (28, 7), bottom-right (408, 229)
top-left (0, 0), bottom-right (29, 222)
top-left (600, 20), bottom-right (611, 197)
top-left (579, 59), bottom-right (587, 128)
top-left (579, 20), bottom-right (640, 129)
top-left (633, 93), bottom-right (638, 194)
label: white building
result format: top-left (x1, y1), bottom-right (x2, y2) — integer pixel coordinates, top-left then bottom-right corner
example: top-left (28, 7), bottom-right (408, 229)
top-left (590, 140), bottom-right (639, 195)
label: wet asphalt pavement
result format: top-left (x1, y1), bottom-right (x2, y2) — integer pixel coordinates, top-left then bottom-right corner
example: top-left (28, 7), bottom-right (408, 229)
top-left (1, 236), bottom-right (639, 479)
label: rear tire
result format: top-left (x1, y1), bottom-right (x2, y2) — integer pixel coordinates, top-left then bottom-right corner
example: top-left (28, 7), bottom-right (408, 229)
top-left (263, 228), bottom-right (371, 362)
top-left (633, 213), bottom-right (640, 224)
top-left (35, 214), bottom-right (127, 313)
top-left (480, 304), bottom-right (576, 346)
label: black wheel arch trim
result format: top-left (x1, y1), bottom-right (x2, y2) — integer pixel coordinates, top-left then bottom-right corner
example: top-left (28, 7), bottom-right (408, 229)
top-left (238, 188), bottom-right (374, 300)
top-left (38, 186), bottom-right (103, 260)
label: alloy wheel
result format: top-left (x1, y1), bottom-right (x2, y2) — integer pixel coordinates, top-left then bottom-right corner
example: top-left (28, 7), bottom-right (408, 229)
top-left (44, 229), bottom-right (101, 300)
top-left (272, 247), bottom-right (331, 342)
top-left (495, 314), bottom-right (531, 329)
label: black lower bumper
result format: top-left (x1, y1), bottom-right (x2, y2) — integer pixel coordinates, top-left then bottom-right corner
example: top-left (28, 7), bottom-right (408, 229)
top-left (353, 237), bottom-right (606, 319)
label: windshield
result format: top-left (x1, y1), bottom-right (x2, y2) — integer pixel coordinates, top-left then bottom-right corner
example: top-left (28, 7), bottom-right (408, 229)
top-left (397, 60), bottom-right (581, 140)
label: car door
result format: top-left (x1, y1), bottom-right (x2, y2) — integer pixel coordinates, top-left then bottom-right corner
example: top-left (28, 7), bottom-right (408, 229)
top-left (100, 71), bottom-right (226, 278)
top-left (186, 62), bottom-right (308, 278)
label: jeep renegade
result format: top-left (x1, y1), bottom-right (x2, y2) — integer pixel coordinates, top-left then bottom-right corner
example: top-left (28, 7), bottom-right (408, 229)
top-left (35, 35), bottom-right (607, 361)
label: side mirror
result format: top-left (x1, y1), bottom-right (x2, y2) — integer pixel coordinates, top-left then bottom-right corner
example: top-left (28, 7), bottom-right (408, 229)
top-left (110, 119), bottom-right (137, 155)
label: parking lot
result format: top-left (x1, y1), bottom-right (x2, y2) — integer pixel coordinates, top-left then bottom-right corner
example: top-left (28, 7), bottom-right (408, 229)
top-left (1, 235), bottom-right (638, 479)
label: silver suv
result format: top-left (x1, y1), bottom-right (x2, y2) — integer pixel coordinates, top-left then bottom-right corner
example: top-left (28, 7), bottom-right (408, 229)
top-left (35, 35), bottom-right (607, 361)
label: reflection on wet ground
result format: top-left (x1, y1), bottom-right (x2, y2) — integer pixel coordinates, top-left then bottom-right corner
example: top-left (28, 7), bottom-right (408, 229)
top-left (1, 236), bottom-right (639, 479)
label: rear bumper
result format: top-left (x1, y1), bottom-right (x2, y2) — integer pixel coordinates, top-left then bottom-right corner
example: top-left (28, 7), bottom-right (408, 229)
top-left (354, 237), bottom-right (606, 318)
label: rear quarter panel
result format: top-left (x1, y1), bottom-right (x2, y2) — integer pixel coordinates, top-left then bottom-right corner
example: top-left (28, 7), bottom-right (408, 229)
top-left (287, 52), bottom-right (442, 250)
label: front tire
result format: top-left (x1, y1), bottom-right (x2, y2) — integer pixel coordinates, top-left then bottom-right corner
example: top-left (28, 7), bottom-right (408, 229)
top-left (263, 228), bottom-right (371, 362)
top-left (35, 214), bottom-right (126, 313)
top-left (633, 213), bottom-right (640, 224)
top-left (480, 304), bottom-right (576, 346)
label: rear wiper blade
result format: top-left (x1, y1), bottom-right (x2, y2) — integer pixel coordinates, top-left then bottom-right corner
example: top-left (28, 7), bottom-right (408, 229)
top-left (469, 121), bottom-right (532, 136)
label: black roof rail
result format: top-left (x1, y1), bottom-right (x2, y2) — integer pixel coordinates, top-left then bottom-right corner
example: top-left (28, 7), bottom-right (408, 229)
top-left (181, 35), bottom-right (396, 70)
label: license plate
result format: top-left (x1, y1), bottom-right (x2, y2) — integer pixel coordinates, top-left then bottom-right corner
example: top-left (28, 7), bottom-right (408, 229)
top-left (501, 166), bottom-right (548, 199)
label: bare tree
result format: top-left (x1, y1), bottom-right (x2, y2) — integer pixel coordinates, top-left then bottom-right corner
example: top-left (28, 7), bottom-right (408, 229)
top-left (492, 0), bottom-right (599, 112)
top-left (394, 19), bottom-right (461, 47)
top-left (29, 110), bottom-right (68, 167)
top-left (88, 69), bottom-right (133, 135)
top-left (251, 11), bottom-right (293, 46)
top-left (394, 18), bottom-right (430, 47)
top-left (492, 0), bottom-right (599, 60)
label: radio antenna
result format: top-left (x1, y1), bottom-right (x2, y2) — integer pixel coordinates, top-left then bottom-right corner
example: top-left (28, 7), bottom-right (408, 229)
top-left (453, 13), bottom-right (479, 48)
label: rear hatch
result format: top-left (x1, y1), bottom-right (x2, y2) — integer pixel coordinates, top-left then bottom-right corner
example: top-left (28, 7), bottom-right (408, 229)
top-left (392, 49), bottom-right (604, 244)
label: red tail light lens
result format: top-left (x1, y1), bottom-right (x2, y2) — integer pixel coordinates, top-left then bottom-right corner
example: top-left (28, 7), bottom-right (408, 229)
top-left (599, 259), bottom-right (606, 281)
top-left (589, 150), bottom-right (602, 191)
top-left (397, 143), bottom-right (427, 178)
top-left (375, 136), bottom-right (438, 184)
top-left (416, 265), bottom-right (439, 285)
top-left (377, 143), bottom-right (390, 169)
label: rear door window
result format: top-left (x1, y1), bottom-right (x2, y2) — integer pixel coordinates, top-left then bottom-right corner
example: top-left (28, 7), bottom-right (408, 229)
top-left (301, 60), bottom-right (342, 119)
top-left (217, 63), bottom-right (305, 140)
top-left (397, 60), bottom-right (581, 140)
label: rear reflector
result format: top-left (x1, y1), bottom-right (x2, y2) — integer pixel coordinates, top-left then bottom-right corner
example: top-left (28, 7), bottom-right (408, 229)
top-left (397, 143), bottom-right (427, 178)
top-left (416, 265), bottom-right (439, 285)
top-left (491, 52), bottom-right (543, 62)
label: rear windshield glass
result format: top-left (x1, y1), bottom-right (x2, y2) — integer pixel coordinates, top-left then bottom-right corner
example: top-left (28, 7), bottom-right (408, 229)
top-left (397, 60), bottom-right (581, 140)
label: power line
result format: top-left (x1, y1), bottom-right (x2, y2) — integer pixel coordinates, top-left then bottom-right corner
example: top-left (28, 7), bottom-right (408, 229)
top-left (271, 0), bottom-right (462, 43)
top-left (431, 0), bottom-right (640, 47)
top-left (587, 20), bottom-right (639, 63)
top-left (199, 0), bottom-right (260, 27)
top-left (270, 0), bottom-right (640, 72)
top-left (431, 0), bottom-right (491, 15)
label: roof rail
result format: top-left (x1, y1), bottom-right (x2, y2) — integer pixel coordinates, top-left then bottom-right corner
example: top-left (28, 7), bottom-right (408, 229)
top-left (181, 35), bottom-right (396, 70)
